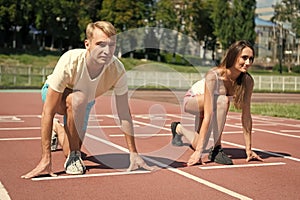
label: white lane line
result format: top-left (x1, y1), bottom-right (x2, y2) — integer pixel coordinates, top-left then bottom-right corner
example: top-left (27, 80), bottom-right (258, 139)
top-left (0, 127), bottom-right (40, 131)
top-left (225, 124), bottom-right (300, 139)
top-left (222, 141), bottom-right (300, 162)
top-left (87, 125), bottom-right (140, 128)
top-left (109, 133), bottom-right (171, 137)
top-left (0, 125), bottom-right (139, 131)
top-left (0, 137), bottom-right (40, 141)
top-left (105, 114), bottom-right (171, 131)
top-left (86, 133), bottom-right (129, 153)
top-left (87, 133), bottom-right (252, 199)
top-left (108, 131), bottom-right (243, 138)
top-left (223, 131), bottom-right (244, 134)
top-left (243, 123), bottom-right (277, 126)
top-left (32, 132), bottom-right (252, 199)
top-left (253, 127), bottom-right (300, 139)
top-left (199, 162), bottom-right (286, 170)
top-left (32, 171), bottom-right (150, 181)
top-left (166, 113), bottom-right (194, 121)
top-left (167, 168), bottom-right (252, 200)
top-left (0, 181), bottom-right (11, 200)
top-left (228, 115), bottom-right (300, 128)
top-left (280, 130), bottom-right (300, 133)
top-left (0, 118), bottom-right (24, 122)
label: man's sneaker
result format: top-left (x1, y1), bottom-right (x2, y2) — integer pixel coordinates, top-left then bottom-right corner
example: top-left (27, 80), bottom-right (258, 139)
top-left (51, 130), bottom-right (58, 151)
top-left (208, 145), bottom-right (233, 165)
top-left (64, 151), bottom-right (86, 175)
top-left (171, 122), bottom-right (183, 146)
top-left (51, 118), bottom-right (60, 151)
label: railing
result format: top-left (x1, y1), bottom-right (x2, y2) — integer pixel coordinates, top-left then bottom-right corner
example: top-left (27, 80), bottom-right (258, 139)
top-left (0, 66), bottom-right (53, 87)
top-left (1, 65), bottom-right (300, 92)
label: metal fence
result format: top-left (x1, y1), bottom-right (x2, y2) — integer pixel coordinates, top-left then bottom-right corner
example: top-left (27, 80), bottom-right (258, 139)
top-left (1, 65), bottom-right (300, 92)
top-left (0, 66), bottom-right (53, 87)
top-left (127, 71), bottom-right (300, 92)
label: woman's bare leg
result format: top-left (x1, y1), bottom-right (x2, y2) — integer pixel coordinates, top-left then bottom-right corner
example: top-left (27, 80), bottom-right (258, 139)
top-left (213, 95), bottom-right (230, 147)
top-left (175, 123), bottom-right (196, 143)
top-left (175, 95), bottom-right (204, 146)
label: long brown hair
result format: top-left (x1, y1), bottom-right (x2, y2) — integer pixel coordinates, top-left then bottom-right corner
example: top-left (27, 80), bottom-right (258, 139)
top-left (219, 40), bottom-right (255, 109)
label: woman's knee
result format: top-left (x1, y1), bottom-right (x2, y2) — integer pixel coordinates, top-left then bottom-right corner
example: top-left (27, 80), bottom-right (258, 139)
top-left (184, 95), bottom-right (204, 114)
top-left (216, 95), bottom-right (230, 110)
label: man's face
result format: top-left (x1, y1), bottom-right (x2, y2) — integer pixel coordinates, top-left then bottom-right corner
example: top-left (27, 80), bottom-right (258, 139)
top-left (85, 28), bottom-right (116, 66)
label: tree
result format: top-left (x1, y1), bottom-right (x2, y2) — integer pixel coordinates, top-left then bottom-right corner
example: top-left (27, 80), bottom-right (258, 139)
top-left (76, 0), bottom-right (102, 42)
top-left (188, 0), bottom-right (215, 59)
top-left (272, 0), bottom-right (300, 37)
top-left (34, 0), bottom-right (88, 50)
top-left (0, 0), bottom-right (34, 48)
top-left (232, 0), bottom-right (256, 44)
top-left (210, 0), bottom-right (233, 49)
top-left (211, 0), bottom-right (256, 49)
top-left (98, 0), bottom-right (154, 32)
top-left (190, 0), bottom-right (214, 40)
top-left (155, 0), bottom-right (178, 30)
top-left (98, 0), bottom-right (155, 58)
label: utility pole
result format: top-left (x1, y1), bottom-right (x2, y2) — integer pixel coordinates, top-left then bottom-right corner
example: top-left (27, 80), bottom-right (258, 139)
top-left (297, 38), bottom-right (300, 65)
top-left (279, 23), bottom-right (283, 74)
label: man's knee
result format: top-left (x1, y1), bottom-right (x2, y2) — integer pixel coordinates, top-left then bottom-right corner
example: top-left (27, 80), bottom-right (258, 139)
top-left (66, 91), bottom-right (88, 112)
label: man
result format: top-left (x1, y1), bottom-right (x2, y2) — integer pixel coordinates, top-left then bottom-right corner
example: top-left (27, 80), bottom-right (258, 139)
top-left (21, 21), bottom-right (157, 179)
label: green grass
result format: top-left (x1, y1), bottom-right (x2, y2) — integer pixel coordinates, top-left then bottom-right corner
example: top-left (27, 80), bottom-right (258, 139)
top-left (0, 51), bottom-right (299, 75)
top-left (230, 103), bottom-right (300, 120)
top-left (1, 51), bottom-right (300, 120)
top-left (0, 53), bottom-right (59, 68)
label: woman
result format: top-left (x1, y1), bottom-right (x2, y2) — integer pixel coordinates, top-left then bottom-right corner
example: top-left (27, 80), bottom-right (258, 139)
top-left (171, 40), bottom-right (263, 166)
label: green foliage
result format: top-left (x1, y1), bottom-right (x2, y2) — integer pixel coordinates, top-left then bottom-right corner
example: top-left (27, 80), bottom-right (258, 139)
top-left (230, 103), bottom-right (300, 120)
top-left (155, 0), bottom-right (177, 30)
top-left (0, 51), bottom-right (59, 67)
top-left (210, 0), bottom-right (232, 49)
top-left (251, 103), bottom-right (300, 120)
top-left (99, 0), bottom-right (154, 32)
top-left (211, 0), bottom-right (256, 49)
top-left (291, 65), bottom-right (300, 73)
top-left (232, 0), bottom-right (256, 44)
top-left (188, 0), bottom-right (214, 41)
top-left (0, 0), bottom-right (259, 52)
top-left (272, 0), bottom-right (300, 37)
top-left (273, 64), bottom-right (289, 73)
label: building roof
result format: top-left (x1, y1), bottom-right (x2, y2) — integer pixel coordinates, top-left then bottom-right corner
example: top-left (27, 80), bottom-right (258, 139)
top-left (255, 17), bottom-right (275, 27)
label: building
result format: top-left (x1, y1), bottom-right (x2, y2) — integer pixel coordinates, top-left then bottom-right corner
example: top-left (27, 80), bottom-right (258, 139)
top-left (254, 0), bottom-right (299, 68)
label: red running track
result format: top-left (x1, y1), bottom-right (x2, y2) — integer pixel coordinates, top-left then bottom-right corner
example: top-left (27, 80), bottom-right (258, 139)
top-left (0, 91), bottom-right (299, 200)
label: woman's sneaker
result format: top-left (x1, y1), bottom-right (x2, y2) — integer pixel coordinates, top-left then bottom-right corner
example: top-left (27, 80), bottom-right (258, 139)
top-left (208, 145), bottom-right (233, 165)
top-left (64, 151), bottom-right (86, 175)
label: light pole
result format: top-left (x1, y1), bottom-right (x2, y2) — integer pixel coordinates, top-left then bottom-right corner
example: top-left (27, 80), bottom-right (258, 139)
top-left (279, 23), bottom-right (283, 74)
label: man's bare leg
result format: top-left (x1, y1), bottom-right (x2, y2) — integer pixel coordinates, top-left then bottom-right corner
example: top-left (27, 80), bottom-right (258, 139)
top-left (64, 92), bottom-right (87, 152)
top-left (53, 119), bottom-right (70, 157)
top-left (63, 91), bottom-right (87, 174)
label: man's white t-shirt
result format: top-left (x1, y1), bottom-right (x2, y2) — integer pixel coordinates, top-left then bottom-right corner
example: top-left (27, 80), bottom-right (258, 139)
top-left (46, 49), bottom-right (128, 101)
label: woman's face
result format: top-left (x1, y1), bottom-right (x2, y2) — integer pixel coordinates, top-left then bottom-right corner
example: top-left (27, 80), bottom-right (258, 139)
top-left (234, 47), bottom-right (254, 73)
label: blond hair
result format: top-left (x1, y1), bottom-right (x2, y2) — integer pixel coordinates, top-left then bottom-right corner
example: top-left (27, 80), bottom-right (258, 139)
top-left (86, 21), bottom-right (116, 40)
